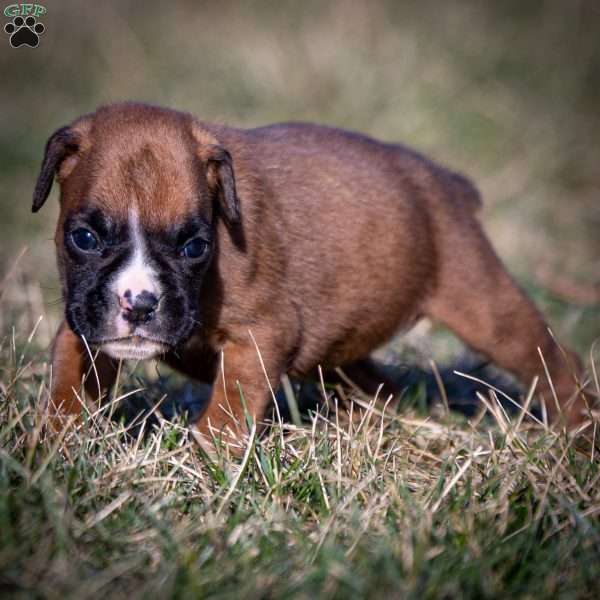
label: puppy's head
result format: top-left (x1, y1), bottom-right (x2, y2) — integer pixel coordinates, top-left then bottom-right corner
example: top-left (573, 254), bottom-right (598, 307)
top-left (33, 103), bottom-right (240, 360)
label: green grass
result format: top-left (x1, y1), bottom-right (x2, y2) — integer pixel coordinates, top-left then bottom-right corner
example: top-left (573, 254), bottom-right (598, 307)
top-left (1, 285), bottom-right (599, 599)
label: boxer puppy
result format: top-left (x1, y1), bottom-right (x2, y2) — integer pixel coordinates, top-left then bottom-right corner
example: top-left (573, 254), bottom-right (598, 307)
top-left (33, 102), bottom-right (589, 448)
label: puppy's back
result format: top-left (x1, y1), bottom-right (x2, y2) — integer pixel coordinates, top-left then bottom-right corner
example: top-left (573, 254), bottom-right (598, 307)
top-left (215, 122), bottom-right (464, 368)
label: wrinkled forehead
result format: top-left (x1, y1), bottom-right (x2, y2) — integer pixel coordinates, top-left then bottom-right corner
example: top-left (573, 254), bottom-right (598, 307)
top-left (81, 128), bottom-right (208, 228)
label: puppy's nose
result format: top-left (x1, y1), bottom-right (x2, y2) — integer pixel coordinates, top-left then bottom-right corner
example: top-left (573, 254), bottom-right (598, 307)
top-left (120, 290), bottom-right (159, 325)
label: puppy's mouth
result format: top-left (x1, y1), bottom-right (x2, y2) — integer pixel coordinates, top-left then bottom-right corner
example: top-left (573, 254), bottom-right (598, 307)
top-left (96, 335), bottom-right (171, 360)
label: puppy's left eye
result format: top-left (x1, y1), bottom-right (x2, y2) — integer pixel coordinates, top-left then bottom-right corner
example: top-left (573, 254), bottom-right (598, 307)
top-left (181, 237), bottom-right (208, 259)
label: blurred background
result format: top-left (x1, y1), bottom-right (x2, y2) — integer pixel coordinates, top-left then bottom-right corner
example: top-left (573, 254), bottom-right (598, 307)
top-left (1, 0), bottom-right (598, 362)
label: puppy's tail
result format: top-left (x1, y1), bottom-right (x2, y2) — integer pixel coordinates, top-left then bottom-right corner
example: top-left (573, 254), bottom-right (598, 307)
top-left (445, 170), bottom-right (482, 213)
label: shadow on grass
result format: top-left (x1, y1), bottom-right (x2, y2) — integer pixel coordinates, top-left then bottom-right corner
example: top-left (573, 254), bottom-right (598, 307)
top-left (114, 354), bottom-right (525, 438)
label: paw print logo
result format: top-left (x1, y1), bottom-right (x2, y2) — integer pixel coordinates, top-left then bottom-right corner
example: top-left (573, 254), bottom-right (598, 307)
top-left (4, 15), bottom-right (45, 48)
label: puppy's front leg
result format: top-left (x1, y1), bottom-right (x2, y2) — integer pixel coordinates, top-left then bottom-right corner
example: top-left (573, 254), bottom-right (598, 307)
top-left (192, 330), bottom-right (285, 452)
top-left (48, 321), bottom-right (118, 431)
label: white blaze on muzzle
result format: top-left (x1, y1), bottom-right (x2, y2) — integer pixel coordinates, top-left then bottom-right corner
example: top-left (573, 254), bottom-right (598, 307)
top-left (111, 209), bottom-right (161, 336)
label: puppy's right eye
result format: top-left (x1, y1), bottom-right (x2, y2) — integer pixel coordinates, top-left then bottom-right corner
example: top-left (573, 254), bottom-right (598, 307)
top-left (71, 228), bottom-right (99, 252)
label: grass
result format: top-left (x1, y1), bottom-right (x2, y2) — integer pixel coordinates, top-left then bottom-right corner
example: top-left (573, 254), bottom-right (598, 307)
top-left (1, 273), bottom-right (599, 599)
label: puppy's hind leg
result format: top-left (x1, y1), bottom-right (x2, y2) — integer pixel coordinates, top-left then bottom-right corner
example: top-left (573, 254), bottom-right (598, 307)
top-left (423, 225), bottom-right (588, 428)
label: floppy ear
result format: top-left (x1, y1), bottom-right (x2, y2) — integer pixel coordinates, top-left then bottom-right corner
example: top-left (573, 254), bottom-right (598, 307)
top-left (32, 126), bottom-right (80, 213)
top-left (205, 145), bottom-right (240, 226)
